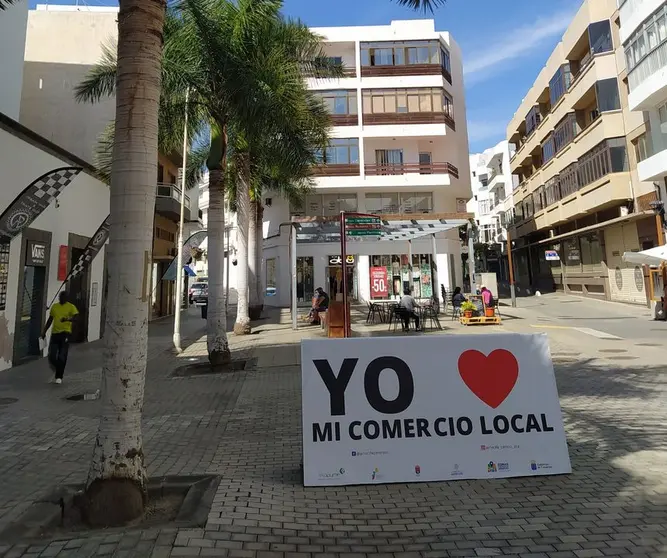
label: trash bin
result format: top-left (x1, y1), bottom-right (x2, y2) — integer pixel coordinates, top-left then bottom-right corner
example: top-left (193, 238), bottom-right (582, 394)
top-left (201, 303), bottom-right (208, 319)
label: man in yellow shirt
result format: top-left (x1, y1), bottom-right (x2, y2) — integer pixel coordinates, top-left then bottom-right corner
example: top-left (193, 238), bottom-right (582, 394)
top-left (41, 291), bottom-right (79, 384)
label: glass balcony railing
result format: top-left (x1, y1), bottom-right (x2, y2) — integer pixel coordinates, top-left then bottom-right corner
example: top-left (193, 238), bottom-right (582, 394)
top-left (157, 183), bottom-right (191, 207)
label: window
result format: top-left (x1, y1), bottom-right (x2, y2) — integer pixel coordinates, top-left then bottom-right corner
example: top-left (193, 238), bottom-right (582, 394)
top-left (441, 47), bottom-right (452, 83)
top-left (533, 186), bottom-right (545, 212)
top-left (559, 163), bottom-right (579, 198)
top-left (542, 135), bottom-right (556, 164)
top-left (362, 88), bottom-right (451, 116)
top-left (634, 133), bottom-right (651, 163)
top-left (375, 149), bottom-right (403, 166)
top-left (0, 243), bottom-right (8, 311)
top-left (293, 194), bottom-right (358, 216)
top-left (595, 79), bottom-right (621, 112)
top-left (549, 64), bottom-right (572, 106)
top-left (314, 90), bottom-right (357, 115)
top-left (525, 105), bottom-right (541, 136)
top-left (478, 200), bottom-right (490, 215)
top-left (266, 258), bottom-right (276, 290)
top-left (588, 20), bottom-right (613, 54)
top-left (545, 176), bottom-right (561, 206)
top-left (317, 138), bottom-right (359, 164)
top-left (361, 40), bottom-right (442, 67)
top-left (553, 112), bottom-right (578, 153)
top-left (365, 192), bottom-right (432, 214)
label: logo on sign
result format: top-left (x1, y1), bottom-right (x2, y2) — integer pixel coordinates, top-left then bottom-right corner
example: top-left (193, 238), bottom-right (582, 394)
top-left (7, 209), bottom-right (31, 233)
top-left (487, 461), bottom-right (497, 473)
top-left (498, 462), bottom-right (509, 471)
top-left (318, 468), bottom-right (345, 480)
top-left (329, 255), bottom-right (355, 265)
top-left (530, 461), bottom-right (552, 471)
top-left (371, 467), bottom-right (380, 480)
top-left (31, 244), bottom-right (45, 261)
top-left (451, 464), bottom-right (463, 477)
top-left (414, 465), bottom-right (421, 476)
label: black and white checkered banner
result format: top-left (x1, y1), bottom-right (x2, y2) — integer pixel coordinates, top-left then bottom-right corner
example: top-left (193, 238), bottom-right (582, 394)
top-left (0, 167), bottom-right (82, 241)
top-left (161, 229), bottom-right (208, 281)
top-left (49, 214), bottom-right (110, 307)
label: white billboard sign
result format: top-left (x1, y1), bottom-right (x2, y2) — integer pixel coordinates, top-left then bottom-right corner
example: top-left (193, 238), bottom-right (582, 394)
top-left (301, 335), bottom-right (571, 486)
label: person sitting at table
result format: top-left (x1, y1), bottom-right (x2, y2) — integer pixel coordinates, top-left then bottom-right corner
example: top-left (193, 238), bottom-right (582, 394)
top-left (309, 287), bottom-right (329, 325)
top-left (452, 286), bottom-right (466, 309)
top-left (399, 288), bottom-right (421, 332)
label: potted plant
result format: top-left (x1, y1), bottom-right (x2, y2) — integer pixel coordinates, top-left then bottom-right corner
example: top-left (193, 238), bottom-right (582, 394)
top-left (461, 301), bottom-right (476, 318)
top-left (485, 306), bottom-right (495, 318)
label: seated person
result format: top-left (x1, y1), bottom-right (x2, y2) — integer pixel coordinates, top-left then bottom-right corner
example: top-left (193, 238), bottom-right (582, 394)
top-left (452, 286), bottom-right (466, 308)
top-left (399, 288), bottom-right (421, 332)
top-left (308, 287), bottom-right (329, 325)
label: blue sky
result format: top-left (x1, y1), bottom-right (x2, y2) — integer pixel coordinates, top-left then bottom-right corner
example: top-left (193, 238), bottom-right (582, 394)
top-left (29, 0), bottom-right (583, 153)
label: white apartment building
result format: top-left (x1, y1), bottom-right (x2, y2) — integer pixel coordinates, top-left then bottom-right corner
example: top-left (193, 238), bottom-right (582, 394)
top-left (22, 4), bottom-right (201, 320)
top-left (263, 19), bottom-right (472, 308)
top-left (468, 141), bottom-right (516, 281)
top-left (621, 0), bottom-right (667, 191)
top-left (0, 0), bottom-right (110, 369)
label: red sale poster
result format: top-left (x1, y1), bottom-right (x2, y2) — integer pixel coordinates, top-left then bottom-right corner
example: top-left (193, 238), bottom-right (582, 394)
top-left (370, 267), bottom-right (389, 298)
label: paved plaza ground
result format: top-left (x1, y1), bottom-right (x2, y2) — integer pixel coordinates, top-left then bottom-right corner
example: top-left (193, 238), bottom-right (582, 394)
top-left (1, 294), bottom-right (667, 557)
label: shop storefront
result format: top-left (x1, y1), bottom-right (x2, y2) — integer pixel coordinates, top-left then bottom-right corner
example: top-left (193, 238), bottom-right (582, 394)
top-left (327, 255), bottom-right (357, 301)
top-left (369, 254), bottom-right (434, 300)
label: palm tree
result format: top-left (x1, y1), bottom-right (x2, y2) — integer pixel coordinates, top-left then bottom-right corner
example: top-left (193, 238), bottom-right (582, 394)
top-left (0, 0), bottom-right (18, 9)
top-left (79, 0), bottom-right (167, 527)
top-left (396, 0), bottom-right (445, 10)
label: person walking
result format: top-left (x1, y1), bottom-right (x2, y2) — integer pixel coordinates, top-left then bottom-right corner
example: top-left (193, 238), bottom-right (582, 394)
top-left (41, 291), bottom-right (79, 384)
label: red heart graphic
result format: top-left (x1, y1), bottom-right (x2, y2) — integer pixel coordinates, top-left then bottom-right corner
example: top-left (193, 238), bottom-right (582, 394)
top-left (457, 349), bottom-right (519, 409)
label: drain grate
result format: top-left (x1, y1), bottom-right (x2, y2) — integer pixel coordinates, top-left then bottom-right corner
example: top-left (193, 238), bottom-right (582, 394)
top-left (0, 397), bottom-right (18, 405)
top-left (598, 349), bottom-right (627, 353)
top-left (172, 358), bottom-right (256, 377)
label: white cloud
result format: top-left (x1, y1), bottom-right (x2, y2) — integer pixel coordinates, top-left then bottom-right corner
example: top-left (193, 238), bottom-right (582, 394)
top-left (464, 4), bottom-right (579, 82)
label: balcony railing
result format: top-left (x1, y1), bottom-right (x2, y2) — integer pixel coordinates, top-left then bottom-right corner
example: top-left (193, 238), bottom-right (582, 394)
top-left (361, 63), bottom-right (444, 78)
top-left (310, 163), bottom-right (360, 177)
top-left (304, 67), bottom-right (357, 78)
top-left (363, 111), bottom-right (455, 129)
top-left (628, 40), bottom-right (667, 92)
top-left (364, 162), bottom-right (459, 179)
top-left (330, 114), bottom-right (359, 126)
top-left (157, 182), bottom-right (190, 206)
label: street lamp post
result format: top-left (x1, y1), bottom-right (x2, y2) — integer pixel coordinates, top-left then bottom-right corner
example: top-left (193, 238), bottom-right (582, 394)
top-left (173, 88), bottom-right (190, 353)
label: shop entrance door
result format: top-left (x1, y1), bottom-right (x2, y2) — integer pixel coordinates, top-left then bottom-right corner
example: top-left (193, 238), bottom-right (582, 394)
top-left (326, 264), bottom-right (356, 302)
top-left (68, 246), bottom-right (89, 343)
top-left (15, 252), bottom-right (48, 363)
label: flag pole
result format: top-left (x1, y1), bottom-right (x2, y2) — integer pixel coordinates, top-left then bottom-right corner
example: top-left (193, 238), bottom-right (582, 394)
top-left (173, 88), bottom-right (190, 352)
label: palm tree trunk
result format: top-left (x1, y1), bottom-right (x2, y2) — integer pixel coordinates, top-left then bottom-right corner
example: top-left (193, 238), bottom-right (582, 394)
top-left (234, 176), bottom-right (251, 335)
top-left (255, 203), bottom-right (264, 311)
top-left (206, 128), bottom-right (232, 366)
top-left (248, 199), bottom-right (261, 320)
top-left (84, 0), bottom-right (166, 528)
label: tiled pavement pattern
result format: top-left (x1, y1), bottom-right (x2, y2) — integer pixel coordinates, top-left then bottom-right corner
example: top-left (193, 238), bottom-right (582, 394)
top-left (1, 301), bottom-right (667, 557)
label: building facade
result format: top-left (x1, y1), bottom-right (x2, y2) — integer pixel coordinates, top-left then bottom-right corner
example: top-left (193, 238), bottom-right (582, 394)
top-left (506, 0), bottom-right (658, 304)
top-left (468, 141), bottom-right (516, 283)
top-left (21, 4), bottom-right (201, 320)
top-left (262, 19), bottom-right (472, 308)
top-left (0, 0), bottom-right (110, 370)
top-left (621, 0), bottom-right (667, 192)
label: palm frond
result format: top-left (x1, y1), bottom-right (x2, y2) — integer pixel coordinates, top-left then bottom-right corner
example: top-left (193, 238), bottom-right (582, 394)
top-left (74, 40), bottom-right (118, 103)
top-left (395, 0), bottom-right (446, 12)
top-left (0, 0), bottom-right (18, 10)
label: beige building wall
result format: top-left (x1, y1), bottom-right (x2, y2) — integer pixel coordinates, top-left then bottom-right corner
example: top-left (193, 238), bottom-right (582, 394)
top-left (20, 5), bottom-right (119, 165)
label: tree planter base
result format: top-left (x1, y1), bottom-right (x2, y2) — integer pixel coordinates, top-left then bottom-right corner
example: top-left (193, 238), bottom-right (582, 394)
top-left (233, 320), bottom-right (252, 335)
top-left (0, 475), bottom-right (221, 543)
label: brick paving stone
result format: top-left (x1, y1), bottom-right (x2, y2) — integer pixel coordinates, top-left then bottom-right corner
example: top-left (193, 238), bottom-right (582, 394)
top-left (1, 305), bottom-right (667, 556)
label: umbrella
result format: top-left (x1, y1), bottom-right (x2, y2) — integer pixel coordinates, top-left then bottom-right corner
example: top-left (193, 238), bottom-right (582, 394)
top-left (622, 244), bottom-right (667, 267)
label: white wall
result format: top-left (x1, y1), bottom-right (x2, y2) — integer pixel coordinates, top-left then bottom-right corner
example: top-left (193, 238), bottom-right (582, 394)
top-left (0, 125), bottom-right (109, 370)
top-left (0, 0), bottom-right (28, 120)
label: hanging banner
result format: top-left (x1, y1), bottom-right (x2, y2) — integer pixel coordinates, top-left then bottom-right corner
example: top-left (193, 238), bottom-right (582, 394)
top-left (49, 215), bottom-right (110, 307)
top-left (370, 267), bottom-right (388, 298)
top-left (162, 229), bottom-right (208, 281)
top-left (0, 167), bottom-right (82, 240)
top-left (301, 335), bottom-right (571, 486)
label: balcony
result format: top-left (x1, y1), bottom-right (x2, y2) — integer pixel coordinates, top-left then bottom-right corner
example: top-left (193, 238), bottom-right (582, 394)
top-left (360, 40), bottom-right (451, 80)
top-left (310, 164), bottom-right (360, 177)
top-left (488, 170), bottom-right (505, 193)
top-left (365, 161), bottom-right (459, 179)
top-left (155, 183), bottom-right (191, 222)
top-left (363, 111), bottom-right (455, 129)
top-left (638, 148), bottom-right (667, 182)
top-left (331, 114), bottom-right (359, 126)
top-left (628, 40), bottom-right (667, 111)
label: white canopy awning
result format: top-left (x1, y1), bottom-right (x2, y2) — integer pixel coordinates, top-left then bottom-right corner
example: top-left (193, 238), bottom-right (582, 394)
top-left (622, 244), bottom-right (667, 267)
top-left (292, 212), bottom-right (474, 244)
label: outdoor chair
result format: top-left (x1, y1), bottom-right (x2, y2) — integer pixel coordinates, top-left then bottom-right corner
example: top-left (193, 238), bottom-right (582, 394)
top-left (388, 305), bottom-right (407, 332)
top-left (366, 302), bottom-right (384, 324)
top-left (421, 301), bottom-right (442, 331)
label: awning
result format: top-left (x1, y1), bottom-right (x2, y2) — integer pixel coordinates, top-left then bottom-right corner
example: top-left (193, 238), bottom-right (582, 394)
top-left (622, 244), bottom-right (667, 267)
top-left (292, 212), bottom-right (473, 244)
top-left (184, 266), bottom-right (197, 277)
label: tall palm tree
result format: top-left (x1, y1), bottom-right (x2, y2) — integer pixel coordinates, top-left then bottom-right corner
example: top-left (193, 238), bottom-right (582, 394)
top-left (0, 0), bottom-right (18, 9)
top-left (80, 0), bottom-right (167, 527)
